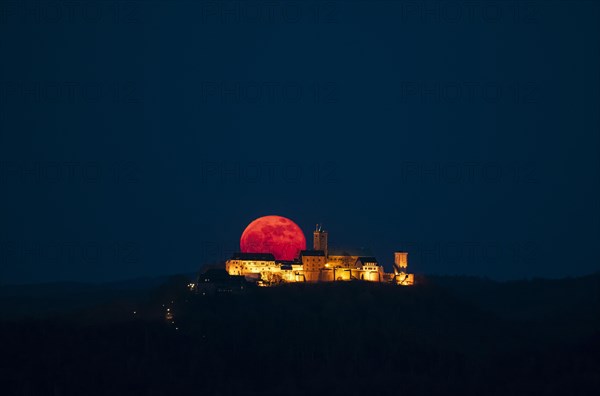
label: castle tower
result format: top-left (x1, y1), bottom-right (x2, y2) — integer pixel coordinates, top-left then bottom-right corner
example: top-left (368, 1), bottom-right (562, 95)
top-left (393, 252), bottom-right (408, 274)
top-left (313, 224), bottom-right (328, 258)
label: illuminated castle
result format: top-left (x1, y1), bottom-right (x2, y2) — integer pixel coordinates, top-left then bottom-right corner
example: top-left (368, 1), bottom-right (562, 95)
top-left (226, 224), bottom-right (414, 286)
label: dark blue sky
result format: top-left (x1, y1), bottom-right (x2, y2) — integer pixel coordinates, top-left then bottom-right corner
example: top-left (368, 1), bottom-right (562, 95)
top-left (1, 1), bottom-right (599, 283)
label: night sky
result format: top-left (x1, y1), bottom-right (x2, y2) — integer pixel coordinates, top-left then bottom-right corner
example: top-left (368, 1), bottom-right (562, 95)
top-left (1, 1), bottom-right (599, 283)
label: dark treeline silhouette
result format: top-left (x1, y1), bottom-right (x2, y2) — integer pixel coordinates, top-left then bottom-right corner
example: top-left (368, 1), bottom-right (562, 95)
top-left (1, 274), bottom-right (599, 395)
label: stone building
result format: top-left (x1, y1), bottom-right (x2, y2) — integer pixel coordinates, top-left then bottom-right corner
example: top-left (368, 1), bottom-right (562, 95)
top-left (224, 225), bottom-right (414, 286)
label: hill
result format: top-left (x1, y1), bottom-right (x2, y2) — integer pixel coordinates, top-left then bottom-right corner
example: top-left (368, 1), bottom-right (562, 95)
top-left (0, 274), bottom-right (598, 395)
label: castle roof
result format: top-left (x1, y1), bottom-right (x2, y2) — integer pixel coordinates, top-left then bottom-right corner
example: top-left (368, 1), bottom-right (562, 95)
top-left (300, 250), bottom-right (325, 257)
top-left (277, 259), bottom-right (301, 265)
top-left (230, 252), bottom-right (275, 261)
top-left (357, 256), bottom-right (378, 264)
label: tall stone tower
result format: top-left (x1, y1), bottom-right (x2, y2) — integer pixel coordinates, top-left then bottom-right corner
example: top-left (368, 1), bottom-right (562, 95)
top-left (393, 252), bottom-right (408, 274)
top-left (313, 224), bottom-right (328, 258)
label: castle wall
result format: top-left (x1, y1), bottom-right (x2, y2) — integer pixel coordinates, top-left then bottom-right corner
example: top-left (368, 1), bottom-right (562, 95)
top-left (395, 273), bottom-right (414, 285)
top-left (319, 269), bottom-right (334, 282)
top-left (359, 270), bottom-right (381, 282)
top-left (226, 259), bottom-right (279, 276)
top-left (281, 270), bottom-right (305, 283)
top-left (334, 268), bottom-right (352, 281)
top-left (224, 245), bottom-right (413, 286)
top-left (304, 271), bottom-right (320, 282)
top-left (302, 255), bottom-right (326, 272)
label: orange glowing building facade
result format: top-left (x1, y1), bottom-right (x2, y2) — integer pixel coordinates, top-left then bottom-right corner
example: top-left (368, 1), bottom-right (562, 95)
top-left (225, 225), bottom-right (414, 286)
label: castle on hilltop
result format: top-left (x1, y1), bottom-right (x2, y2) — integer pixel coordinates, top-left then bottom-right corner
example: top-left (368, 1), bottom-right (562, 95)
top-left (225, 225), bottom-right (414, 286)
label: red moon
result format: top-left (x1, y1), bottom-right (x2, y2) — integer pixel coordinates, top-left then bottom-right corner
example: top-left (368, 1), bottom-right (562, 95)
top-left (240, 215), bottom-right (306, 261)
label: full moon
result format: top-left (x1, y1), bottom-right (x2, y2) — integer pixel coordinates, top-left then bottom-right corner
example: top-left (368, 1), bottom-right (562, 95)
top-left (240, 215), bottom-right (306, 261)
